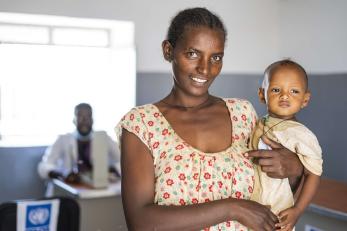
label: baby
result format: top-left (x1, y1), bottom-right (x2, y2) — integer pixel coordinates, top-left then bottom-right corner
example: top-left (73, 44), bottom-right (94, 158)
top-left (250, 59), bottom-right (323, 230)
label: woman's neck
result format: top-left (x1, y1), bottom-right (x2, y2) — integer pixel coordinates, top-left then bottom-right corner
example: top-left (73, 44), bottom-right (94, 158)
top-left (162, 89), bottom-right (211, 109)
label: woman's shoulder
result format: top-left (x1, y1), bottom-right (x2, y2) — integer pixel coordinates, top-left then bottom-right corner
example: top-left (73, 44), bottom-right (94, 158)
top-left (222, 97), bottom-right (254, 108)
top-left (122, 104), bottom-right (157, 115)
top-left (119, 104), bottom-right (160, 126)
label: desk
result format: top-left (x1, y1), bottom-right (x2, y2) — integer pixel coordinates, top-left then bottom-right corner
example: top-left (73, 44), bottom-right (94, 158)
top-left (52, 179), bottom-right (127, 231)
top-left (296, 178), bottom-right (347, 231)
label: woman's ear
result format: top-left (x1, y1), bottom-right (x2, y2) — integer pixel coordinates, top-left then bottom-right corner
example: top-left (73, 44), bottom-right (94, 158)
top-left (301, 90), bottom-right (311, 108)
top-left (258, 88), bottom-right (266, 104)
top-left (162, 40), bottom-right (173, 62)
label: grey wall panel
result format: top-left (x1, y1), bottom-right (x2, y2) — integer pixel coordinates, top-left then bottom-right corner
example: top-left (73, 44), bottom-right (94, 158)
top-left (296, 74), bottom-right (347, 183)
top-left (137, 72), bottom-right (347, 183)
top-left (0, 146), bottom-right (46, 203)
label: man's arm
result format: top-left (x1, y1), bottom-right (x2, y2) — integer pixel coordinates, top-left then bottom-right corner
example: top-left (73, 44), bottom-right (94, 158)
top-left (38, 136), bottom-right (65, 179)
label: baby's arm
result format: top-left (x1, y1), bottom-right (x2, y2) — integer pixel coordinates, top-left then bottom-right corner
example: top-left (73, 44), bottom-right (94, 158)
top-left (276, 168), bottom-right (320, 230)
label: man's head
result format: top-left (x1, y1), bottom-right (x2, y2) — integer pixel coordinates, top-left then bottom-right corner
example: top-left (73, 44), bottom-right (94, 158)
top-left (73, 103), bottom-right (93, 136)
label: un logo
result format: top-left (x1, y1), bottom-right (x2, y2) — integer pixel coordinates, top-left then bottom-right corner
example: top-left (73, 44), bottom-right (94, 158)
top-left (26, 203), bottom-right (51, 228)
top-left (28, 207), bottom-right (50, 225)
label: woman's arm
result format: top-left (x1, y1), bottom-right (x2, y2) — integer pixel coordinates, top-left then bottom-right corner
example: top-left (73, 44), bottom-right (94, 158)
top-left (121, 129), bottom-right (277, 231)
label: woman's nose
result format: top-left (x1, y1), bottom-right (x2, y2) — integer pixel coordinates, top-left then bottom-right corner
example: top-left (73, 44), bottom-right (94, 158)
top-left (196, 58), bottom-right (209, 76)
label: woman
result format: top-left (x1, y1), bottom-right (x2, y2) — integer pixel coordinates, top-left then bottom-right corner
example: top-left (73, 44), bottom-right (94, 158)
top-left (117, 7), bottom-right (303, 231)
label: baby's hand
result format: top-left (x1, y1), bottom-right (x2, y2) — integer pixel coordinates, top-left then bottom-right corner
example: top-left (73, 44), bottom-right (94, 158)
top-left (276, 207), bottom-right (301, 231)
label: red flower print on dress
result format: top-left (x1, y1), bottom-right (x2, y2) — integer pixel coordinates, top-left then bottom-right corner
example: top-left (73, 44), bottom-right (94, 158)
top-left (226, 221), bottom-right (231, 227)
top-left (166, 179), bottom-right (174, 186)
top-left (192, 198), bottom-right (198, 204)
top-left (232, 178), bottom-right (237, 185)
top-left (205, 198), bottom-right (210, 203)
top-left (179, 199), bottom-right (186, 206)
top-left (130, 114), bottom-right (134, 121)
top-left (153, 112), bottom-right (160, 117)
top-left (218, 181), bottom-right (223, 188)
top-left (248, 186), bottom-right (253, 193)
top-left (193, 173), bottom-right (199, 180)
top-left (196, 184), bottom-right (201, 191)
top-left (135, 126), bottom-right (140, 133)
top-left (208, 159), bottom-right (213, 166)
top-left (149, 132), bottom-right (154, 139)
top-left (163, 192), bottom-right (170, 199)
top-left (160, 151), bottom-right (167, 159)
top-left (243, 160), bottom-right (252, 168)
top-left (178, 173), bottom-right (186, 181)
top-left (164, 166), bottom-right (171, 174)
top-left (152, 141), bottom-right (159, 149)
top-left (209, 185), bottom-right (213, 192)
top-left (204, 173), bottom-right (211, 180)
top-left (175, 144), bottom-right (184, 150)
top-left (148, 121), bottom-right (154, 126)
top-left (228, 99), bottom-right (235, 104)
top-left (174, 155), bottom-right (182, 161)
top-left (241, 114), bottom-right (247, 121)
top-left (162, 129), bottom-right (168, 136)
top-left (235, 191), bottom-right (242, 199)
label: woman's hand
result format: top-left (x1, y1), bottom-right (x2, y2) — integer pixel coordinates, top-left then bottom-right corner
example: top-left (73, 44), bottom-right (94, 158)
top-left (231, 199), bottom-right (278, 231)
top-left (247, 135), bottom-right (303, 179)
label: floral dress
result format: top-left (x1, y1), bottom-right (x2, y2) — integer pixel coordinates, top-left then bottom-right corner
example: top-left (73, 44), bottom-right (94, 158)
top-left (117, 98), bottom-right (258, 231)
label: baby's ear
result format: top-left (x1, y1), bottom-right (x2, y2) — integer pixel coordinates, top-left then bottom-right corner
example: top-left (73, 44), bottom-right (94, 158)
top-left (301, 91), bottom-right (311, 108)
top-left (258, 88), bottom-right (266, 104)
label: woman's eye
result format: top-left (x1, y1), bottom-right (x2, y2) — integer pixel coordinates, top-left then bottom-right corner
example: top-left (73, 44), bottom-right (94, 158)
top-left (271, 88), bottom-right (280, 93)
top-left (211, 55), bottom-right (223, 63)
top-left (187, 51), bottom-right (198, 58)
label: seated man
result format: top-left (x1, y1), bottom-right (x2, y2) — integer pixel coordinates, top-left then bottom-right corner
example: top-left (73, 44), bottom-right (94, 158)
top-left (38, 103), bottom-right (120, 189)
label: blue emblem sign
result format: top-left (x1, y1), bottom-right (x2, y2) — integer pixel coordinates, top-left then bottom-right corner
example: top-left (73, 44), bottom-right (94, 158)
top-left (25, 203), bottom-right (51, 231)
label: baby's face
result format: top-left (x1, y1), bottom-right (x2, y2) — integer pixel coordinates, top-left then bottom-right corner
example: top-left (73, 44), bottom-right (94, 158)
top-left (265, 68), bottom-right (310, 120)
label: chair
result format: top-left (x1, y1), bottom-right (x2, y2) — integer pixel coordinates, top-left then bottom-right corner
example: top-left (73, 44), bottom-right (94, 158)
top-left (0, 197), bottom-right (79, 231)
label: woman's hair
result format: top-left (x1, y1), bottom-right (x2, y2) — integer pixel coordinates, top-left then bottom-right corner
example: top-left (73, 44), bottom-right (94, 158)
top-left (262, 59), bottom-right (308, 90)
top-left (166, 7), bottom-right (227, 48)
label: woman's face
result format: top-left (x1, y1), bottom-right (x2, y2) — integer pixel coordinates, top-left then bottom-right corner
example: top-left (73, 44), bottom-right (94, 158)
top-left (164, 26), bottom-right (225, 97)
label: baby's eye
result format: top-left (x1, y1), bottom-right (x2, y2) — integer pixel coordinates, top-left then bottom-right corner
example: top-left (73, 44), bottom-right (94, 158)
top-left (271, 88), bottom-right (280, 93)
top-left (290, 89), bottom-right (300, 94)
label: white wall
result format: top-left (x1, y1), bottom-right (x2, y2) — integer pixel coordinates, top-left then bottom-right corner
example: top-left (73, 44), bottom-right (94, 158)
top-left (278, 0), bottom-right (347, 73)
top-left (1, 0), bottom-right (346, 73)
top-left (0, 0), bottom-right (279, 73)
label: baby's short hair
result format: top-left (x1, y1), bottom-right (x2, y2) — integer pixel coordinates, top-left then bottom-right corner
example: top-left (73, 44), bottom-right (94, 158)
top-left (262, 59), bottom-right (308, 90)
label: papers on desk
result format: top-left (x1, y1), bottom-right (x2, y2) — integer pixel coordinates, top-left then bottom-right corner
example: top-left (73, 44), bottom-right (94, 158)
top-left (53, 179), bottom-right (121, 199)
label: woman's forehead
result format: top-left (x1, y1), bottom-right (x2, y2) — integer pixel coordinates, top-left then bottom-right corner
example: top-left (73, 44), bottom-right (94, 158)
top-left (176, 26), bottom-right (225, 50)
